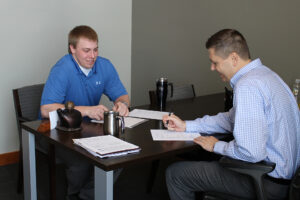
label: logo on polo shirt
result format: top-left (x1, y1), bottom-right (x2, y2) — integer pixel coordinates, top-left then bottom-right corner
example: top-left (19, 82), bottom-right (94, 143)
top-left (96, 81), bottom-right (101, 85)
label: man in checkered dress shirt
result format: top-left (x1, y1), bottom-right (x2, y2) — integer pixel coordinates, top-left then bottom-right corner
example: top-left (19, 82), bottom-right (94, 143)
top-left (163, 29), bottom-right (300, 200)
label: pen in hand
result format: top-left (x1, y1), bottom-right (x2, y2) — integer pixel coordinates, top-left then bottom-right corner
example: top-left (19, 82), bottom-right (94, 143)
top-left (166, 112), bottom-right (173, 126)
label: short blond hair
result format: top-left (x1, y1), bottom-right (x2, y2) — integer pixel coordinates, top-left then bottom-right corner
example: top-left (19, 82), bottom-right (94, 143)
top-left (68, 25), bottom-right (98, 53)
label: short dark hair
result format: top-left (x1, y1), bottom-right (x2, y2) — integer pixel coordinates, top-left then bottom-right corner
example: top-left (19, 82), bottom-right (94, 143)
top-left (68, 25), bottom-right (98, 53)
top-left (205, 29), bottom-right (250, 60)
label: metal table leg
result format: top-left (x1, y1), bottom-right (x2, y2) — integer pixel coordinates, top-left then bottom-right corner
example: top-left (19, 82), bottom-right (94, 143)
top-left (22, 129), bottom-right (37, 200)
top-left (95, 166), bottom-right (113, 200)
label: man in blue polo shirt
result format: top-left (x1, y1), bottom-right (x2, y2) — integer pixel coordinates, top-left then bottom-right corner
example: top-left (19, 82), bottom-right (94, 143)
top-left (41, 25), bottom-right (129, 120)
top-left (40, 25), bottom-right (130, 199)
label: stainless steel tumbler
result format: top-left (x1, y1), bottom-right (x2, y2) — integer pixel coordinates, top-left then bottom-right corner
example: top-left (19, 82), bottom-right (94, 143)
top-left (103, 111), bottom-right (124, 136)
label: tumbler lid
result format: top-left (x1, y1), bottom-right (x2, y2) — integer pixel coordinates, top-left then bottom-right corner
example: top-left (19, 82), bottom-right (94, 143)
top-left (157, 77), bottom-right (168, 83)
top-left (104, 110), bottom-right (119, 116)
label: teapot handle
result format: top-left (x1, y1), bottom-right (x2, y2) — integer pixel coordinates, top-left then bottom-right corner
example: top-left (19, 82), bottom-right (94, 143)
top-left (57, 108), bottom-right (63, 116)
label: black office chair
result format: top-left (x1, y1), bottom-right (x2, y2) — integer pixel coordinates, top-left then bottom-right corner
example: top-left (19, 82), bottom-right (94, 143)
top-left (202, 156), bottom-right (300, 200)
top-left (12, 83), bottom-right (58, 199)
top-left (224, 87), bottom-right (233, 112)
top-left (147, 84), bottom-right (196, 193)
top-left (203, 88), bottom-right (300, 200)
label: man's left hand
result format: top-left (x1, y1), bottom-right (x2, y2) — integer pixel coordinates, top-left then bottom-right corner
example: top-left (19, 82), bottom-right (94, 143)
top-left (193, 136), bottom-right (219, 152)
top-left (113, 101), bottom-right (129, 116)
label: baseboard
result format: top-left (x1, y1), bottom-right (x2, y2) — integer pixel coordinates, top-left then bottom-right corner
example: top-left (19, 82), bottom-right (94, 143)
top-left (0, 151), bottom-right (19, 166)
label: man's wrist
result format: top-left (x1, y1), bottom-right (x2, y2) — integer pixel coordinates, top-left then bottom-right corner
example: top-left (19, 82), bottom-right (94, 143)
top-left (117, 101), bottom-right (129, 108)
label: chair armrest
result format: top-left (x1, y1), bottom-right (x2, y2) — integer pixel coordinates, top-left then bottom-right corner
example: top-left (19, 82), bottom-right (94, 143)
top-left (19, 116), bottom-right (31, 123)
top-left (220, 156), bottom-right (275, 174)
top-left (219, 156), bottom-right (276, 200)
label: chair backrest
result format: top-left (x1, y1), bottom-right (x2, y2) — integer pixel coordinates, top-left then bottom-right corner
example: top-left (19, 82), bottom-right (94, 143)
top-left (167, 84), bottom-right (196, 101)
top-left (224, 87), bottom-right (233, 111)
top-left (149, 90), bottom-right (157, 106)
top-left (149, 84), bottom-right (196, 106)
top-left (289, 165), bottom-right (300, 200)
top-left (12, 84), bottom-right (45, 139)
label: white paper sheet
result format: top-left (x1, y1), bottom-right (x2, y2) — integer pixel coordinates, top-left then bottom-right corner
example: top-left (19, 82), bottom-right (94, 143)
top-left (128, 109), bottom-right (170, 120)
top-left (151, 129), bottom-right (201, 141)
top-left (91, 117), bottom-right (148, 128)
top-left (73, 135), bottom-right (141, 158)
top-left (49, 110), bottom-right (58, 130)
top-left (124, 117), bottom-right (148, 128)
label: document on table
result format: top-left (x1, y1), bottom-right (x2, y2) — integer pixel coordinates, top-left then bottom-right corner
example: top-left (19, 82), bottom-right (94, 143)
top-left (124, 117), bottom-right (148, 128)
top-left (128, 109), bottom-right (169, 120)
top-left (91, 117), bottom-right (148, 128)
top-left (73, 135), bottom-right (141, 158)
top-left (151, 129), bottom-right (201, 141)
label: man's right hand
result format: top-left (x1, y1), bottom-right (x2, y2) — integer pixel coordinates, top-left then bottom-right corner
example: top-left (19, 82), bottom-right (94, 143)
top-left (162, 114), bottom-right (186, 132)
top-left (83, 105), bottom-right (109, 120)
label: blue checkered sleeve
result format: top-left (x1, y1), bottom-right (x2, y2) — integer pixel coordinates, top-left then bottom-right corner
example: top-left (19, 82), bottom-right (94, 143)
top-left (213, 84), bottom-right (268, 162)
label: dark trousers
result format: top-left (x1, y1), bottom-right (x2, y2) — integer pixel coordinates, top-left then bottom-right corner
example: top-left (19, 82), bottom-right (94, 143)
top-left (38, 137), bottom-right (121, 200)
top-left (166, 161), bottom-right (289, 200)
top-left (55, 146), bottom-right (94, 200)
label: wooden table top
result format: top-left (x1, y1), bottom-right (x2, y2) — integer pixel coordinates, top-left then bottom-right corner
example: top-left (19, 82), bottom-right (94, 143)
top-left (22, 93), bottom-right (225, 171)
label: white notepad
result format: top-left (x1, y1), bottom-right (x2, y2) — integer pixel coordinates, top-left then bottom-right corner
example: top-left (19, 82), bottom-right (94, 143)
top-left (151, 129), bottom-right (200, 141)
top-left (73, 135), bottom-right (141, 158)
top-left (124, 117), bottom-right (148, 128)
top-left (91, 117), bottom-right (148, 128)
top-left (128, 109), bottom-right (169, 120)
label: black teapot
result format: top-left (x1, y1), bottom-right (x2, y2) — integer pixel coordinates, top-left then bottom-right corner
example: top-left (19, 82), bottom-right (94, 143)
top-left (56, 101), bottom-right (82, 131)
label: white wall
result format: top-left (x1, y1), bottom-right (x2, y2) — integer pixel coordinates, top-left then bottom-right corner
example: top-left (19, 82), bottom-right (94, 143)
top-left (0, 0), bottom-right (132, 154)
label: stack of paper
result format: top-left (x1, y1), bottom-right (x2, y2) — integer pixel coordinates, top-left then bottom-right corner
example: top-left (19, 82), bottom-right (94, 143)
top-left (73, 135), bottom-right (141, 158)
top-left (128, 109), bottom-right (169, 120)
top-left (151, 129), bottom-right (201, 141)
